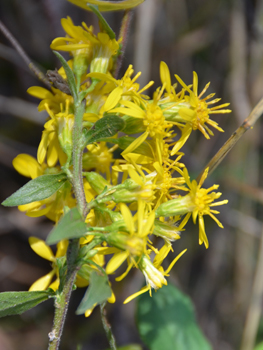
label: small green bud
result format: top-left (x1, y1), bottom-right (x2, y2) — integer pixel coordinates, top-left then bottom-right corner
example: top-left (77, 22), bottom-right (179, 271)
top-left (85, 172), bottom-right (111, 194)
top-left (155, 195), bottom-right (193, 217)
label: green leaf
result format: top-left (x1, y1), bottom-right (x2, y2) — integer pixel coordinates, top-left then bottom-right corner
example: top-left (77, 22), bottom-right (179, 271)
top-left (82, 114), bottom-right (125, 148)
top-left (88, 5), bottom-right (115, 39)
top-left (136, 284), bottom-right (212, 350)
top-left (53, 51), bottom-right (78, 100)
top-left (46, 207), bottom-right (87, 245)
top-left (254, 342), bottom-right (263, 350)
top-left (0, 290), bottom-right (53, 318)
top-left (2, 173), bottom-right (68, 207)
top-left (67, 0), bottom-right (144, 12)
top-left (76, 271), bottom-right (111, 314)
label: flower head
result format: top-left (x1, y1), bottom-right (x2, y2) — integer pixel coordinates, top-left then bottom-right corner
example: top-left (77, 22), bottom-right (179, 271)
top-left (175, 72), bottom-right (231, 139)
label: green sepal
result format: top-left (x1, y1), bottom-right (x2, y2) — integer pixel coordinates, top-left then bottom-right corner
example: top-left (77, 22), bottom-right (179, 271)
top-left (53, 51), bottom-right (78, 101)
top-left (136, 284), bottom-right (212, 350)
top-left (82, 114), bottom-right (125, 148)
top-left (2, 173), bottom-right (68, 207)
top-left (121, 115), bottom-right (145, 134)
top-left (88, 5), bottom-right (115, 39)
top-left (76, 270), bottom-right (111, 315)
top-left (0, 290), bottom-right (54, 318)
top-left (46, 207), bottom-right (88, 245)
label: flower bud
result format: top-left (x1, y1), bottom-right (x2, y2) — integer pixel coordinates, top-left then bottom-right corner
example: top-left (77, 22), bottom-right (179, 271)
top-left (153, 220), bottom-right (181, 241)
top-left (155, 195), bottom-right (193, 217)
top-left (139, 255), bottom-right (167, 289)
top-left (85, 172), bottom-right (111, 194)
top-left (106, 232), bottom-right (144, 256)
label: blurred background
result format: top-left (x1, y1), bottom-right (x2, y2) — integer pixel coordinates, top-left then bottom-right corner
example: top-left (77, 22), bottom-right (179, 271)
top-left (1, 0), bottom-right (263, 349)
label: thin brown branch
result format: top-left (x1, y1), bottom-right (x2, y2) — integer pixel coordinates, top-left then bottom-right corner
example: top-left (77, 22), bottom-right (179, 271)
top-left (0, 20), bottom-right (51, 89)
top-left (197, 96), bottom-right (263, 182)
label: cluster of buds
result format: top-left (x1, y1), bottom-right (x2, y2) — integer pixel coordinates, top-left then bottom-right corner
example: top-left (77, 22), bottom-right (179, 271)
top-left (10, 6), bottom-right (229, 314)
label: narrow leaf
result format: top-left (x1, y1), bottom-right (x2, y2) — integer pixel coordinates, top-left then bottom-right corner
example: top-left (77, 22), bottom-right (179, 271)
top-left (82, 114), bottom-right (125, 147)
top-left (53, 51), bottom-right (78, 100)
top-left (136, 284), bottom-right (212, 350)
top-left (46, 207), bottom-right (87, 245)
top-left (0, 290), bottom-right (53, 318)
top-left (88, 5), bottom-right (115, 39)
top-left (76, 271), bottom-right (111, 314)
top-left (2, 173), bottom-right (68, 207)
top-left (67, 0), bottom-right (144, 12)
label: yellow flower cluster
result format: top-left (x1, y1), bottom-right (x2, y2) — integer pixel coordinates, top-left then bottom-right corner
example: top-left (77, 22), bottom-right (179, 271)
top-left (13, 16), bottom-right (229, 311)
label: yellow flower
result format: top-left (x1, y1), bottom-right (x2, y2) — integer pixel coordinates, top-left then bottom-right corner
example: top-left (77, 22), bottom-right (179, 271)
top-left (28, 237), bottom-right (68, 291)
top-left (82, 142), bottom-right (115, 181)
top-left (87, 64), bottom-right (154, 114)
top-left (37, 102), bottom-right (72, 166)
top-left (13, 154), bottom-right (75, 222)
top-left (181, 168), bottom-right (228, 248)
top-left (50, 17), bottom-right (94, 58)
top-left (27, 85), bottom-right (73, 114)
top-left (105, 202), bottom-right (155, 277)
top-left (123, 244), bottom-right (187, 303)
top-left (155, 167), bottom-right (228, 248)
top-left (174, 71), bottom-right (231, 138)
top-left (51, 17), bottom-right (121, 74)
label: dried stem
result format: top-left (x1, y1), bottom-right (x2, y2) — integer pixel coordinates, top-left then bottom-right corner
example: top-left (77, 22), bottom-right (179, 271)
top-left (113, 10), bottom-right (133, 79)
top-left (0, 20), bottom-right (51, 89)
top-left (197, 96), bottom-right (263, 182)
top-left (240, 224), bottom-right (263, 350)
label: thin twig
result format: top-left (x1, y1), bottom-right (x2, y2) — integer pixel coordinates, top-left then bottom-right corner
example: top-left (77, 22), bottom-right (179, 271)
top-left (197, 96), bottom-right (263, 182)
top-left (113, 10), bottom-right (133, 79)
top-left (0, 20), bottom-right (51, 89)
top-left (240, 224), bottom-right (263, 350)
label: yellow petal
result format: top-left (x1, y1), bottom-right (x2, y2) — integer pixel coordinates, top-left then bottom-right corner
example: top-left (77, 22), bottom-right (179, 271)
top-left (103, 86), bottom-right (123, 112)
top-left (120, 204), bottom-right (134, 235)
top-left (106, 251), bottom-right (129, 274)
top-left (56, 240), bottom-right (69, 257)
top-left (27, 86), bottom-right (53, 100)
top-left (49, 278), bottom-right (60, 291)
top-left (160, 61), bottom-right (171, 94)
top-left (122, 131), bottom-right (148, 156)
top-left (12, 154), bottom-right (40, 179)
top-left (29, 237), bottom-right (55, 261)
top-left (123, 285), bottom-right (150, 304)
top-left (29, 270), bottom-right (55, 291)
top-left (165, 249), bottom-right (187, 274)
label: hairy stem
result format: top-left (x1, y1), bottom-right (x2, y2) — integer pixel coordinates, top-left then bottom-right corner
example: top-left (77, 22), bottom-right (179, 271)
top-left (48, 240), bottom-right (79, 350)
top-left (72, 100), bottom-right (88, 217)
top-left (100, 303), bottom-right (117, 350)
top-left (48, 95), bottom-right (87, 349)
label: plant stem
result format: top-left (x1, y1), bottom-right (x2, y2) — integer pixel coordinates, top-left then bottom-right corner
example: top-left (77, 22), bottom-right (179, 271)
top-left (48, 239), bottom-right (79, 350)
top-left (100, 303), bottom-right (117, 350)
top-left (48, 95), bottom-right (87, 349)
top-left (72, 99), bottom-right (87, 217)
